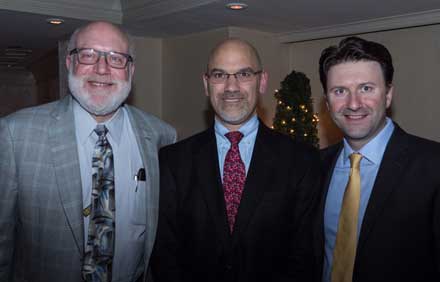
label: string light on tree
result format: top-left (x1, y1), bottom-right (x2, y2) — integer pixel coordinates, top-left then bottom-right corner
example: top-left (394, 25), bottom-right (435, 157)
top-left (272, 70), bottom-right (319, 147)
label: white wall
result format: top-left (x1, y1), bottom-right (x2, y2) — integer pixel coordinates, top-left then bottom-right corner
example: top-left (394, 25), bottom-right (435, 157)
top-left (288, 24), bottom-right (440, 147)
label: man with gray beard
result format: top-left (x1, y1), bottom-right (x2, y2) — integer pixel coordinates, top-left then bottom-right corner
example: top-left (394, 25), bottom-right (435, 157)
top-left (0, 21), bottom-right (176, 282)
top-left (151, 39), bottom-right (321, 282)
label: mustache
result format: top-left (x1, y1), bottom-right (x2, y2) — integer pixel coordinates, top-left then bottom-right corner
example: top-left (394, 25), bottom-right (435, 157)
top-left (85, 75), bottom-right (116, 84)
top-left (221, 91), bottom-right (244, 99)
top-left (341, 108), bottom-right (369, 115)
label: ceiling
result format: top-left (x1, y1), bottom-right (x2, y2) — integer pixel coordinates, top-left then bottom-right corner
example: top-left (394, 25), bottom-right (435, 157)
top-left (2, 0), bottom-right (440, 68)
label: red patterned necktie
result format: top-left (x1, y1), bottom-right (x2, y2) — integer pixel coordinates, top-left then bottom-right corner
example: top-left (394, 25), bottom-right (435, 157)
top-left (223, 131), bottom-right (245, 233)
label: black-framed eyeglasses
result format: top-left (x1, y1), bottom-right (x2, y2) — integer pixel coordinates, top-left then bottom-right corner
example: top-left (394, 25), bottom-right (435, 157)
top-left (69, 48), bottom-right (133, 69)
top-left (205, 69), bottom-right (262, 84)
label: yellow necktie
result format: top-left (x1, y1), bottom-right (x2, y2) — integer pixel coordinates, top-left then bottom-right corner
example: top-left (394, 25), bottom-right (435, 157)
top-left (331, 153), bottom-right (362, 282)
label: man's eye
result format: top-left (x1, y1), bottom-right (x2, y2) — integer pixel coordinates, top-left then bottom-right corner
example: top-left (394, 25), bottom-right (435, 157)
top-left (109, 55), bottom-right (124, 64)
top-left (212, 72), bottom-right (225, 79)
top-left (361, 85), bottom-right (373, 92)
top-left (237, 71), bottom-right (252, 78)
top-left (80, 52), bottom-right (94, 59)
top-left (333, 88), bottom-right (346, 96)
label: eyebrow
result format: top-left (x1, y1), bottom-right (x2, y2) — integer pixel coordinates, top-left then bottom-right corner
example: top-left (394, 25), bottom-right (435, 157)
top-left (208, 67), bottom-right (255, 73)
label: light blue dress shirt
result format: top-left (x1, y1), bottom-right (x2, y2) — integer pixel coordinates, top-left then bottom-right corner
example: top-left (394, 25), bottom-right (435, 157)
top-left (74, 101), bottom-right (146, 282)
top-left (322, 118), bottom-right (395, 282)
top-left (214, 115), bottom-right (259, 180)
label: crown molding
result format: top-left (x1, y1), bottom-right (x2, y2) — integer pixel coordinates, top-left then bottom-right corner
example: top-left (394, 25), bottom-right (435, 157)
top-left (279, 9), bottom-right (440, 43)
top-left (0, 0), bottom-right (122, 23)
top-left (122, 0), bottom-right (217, 22)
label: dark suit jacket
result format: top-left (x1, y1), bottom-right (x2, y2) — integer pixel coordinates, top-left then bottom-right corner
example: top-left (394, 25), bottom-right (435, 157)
top-left (152, 122), bottom-right (322, 282)
top-left (318, 124), bottom-right (440, 282)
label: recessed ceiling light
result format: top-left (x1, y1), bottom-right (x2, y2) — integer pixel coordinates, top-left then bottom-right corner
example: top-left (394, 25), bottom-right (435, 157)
top-left (226, 2), bottom-right (248, 10)
top-left (46, 18), bottom-right (64, 25)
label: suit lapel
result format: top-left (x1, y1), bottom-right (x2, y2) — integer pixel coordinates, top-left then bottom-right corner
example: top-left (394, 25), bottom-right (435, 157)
top-left (357, 126), bottom-right (409, 253)
top-left (196, 129), bottom-right (232, 246)
top-left (49, 96), bottom-right (84, 256)
top-left (317, 144), bottom-right (342, 260)
top-left (231, 124), bottom-right (276, 244)
top-left (125, 106), bottom-right (158, 262)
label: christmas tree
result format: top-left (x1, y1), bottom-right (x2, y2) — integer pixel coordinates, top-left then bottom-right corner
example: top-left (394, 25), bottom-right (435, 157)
top-left (273, 70), bottom-right (319, 147)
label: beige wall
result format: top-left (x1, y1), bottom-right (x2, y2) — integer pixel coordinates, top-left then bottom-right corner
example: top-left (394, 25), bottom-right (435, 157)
top-left (160, 27), bottom-right (287, 140)
top-left (130, 36), bottom-right (163, 118)
top-left (130, 24), bottom-right (440, 145)
top-left (161, 28), bottom-right (228, 140)
top-left (0, 70), bottom-right (37, 117)
top-left (288, 24), bottom-right (440, 147)
top-left (228, 27), bottom-right (290, 127)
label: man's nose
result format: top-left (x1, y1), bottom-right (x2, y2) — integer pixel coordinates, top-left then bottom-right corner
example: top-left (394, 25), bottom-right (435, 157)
top-left (224, 74), bottom-right (240, 92)
top-left (94, 54), bottom-right (111, 75)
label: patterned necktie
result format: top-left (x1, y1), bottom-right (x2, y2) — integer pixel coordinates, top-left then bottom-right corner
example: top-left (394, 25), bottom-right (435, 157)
top-left (82, 124), bottom-right (115, 282)
top-left (331, 153), bottom-right (363, 282)
top-left (223, 131), bottom-right (245, 233)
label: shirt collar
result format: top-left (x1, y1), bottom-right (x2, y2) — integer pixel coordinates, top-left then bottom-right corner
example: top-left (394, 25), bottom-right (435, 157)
top-left (342, 117), bottom-right (394, 166)
top-left (73, 99), bottom-right (124, 146)
top-left (214, 114), bottom-right (259, 144)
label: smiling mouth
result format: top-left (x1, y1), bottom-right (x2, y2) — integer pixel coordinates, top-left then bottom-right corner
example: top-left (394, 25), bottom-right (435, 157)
top-left (88, 81), bottom-right (114, 87)
top-left (223, 97), bottom-right (242, 102)
top-left (344, 114), bottom-right (367, 120)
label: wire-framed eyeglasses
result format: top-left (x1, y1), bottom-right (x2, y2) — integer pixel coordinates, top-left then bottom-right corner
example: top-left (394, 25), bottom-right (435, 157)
top-left (205, 69), bottom-right (262, 84)
top-left (69, 48), bottom-right (133, 69)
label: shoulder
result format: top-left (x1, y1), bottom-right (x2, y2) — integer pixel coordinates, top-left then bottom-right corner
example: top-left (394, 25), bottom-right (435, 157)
top-left (257, 123), bottom-right (320, 163)
top-left (126, 105), bottom-right (174, 132)
top-left (394, 128), bottom-right (440, 158)
top-left (0, 100), bottom-right (61, 136)
top-left (160, 128), bottom-right (213, 157)
top-left (125, 105), bottom-right (177, 146)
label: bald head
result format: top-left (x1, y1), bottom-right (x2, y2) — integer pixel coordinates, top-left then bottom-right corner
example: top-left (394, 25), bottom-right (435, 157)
top-left (207, 38), bottom-right (262, 72)
top-left (68, 21), bottom-right (135, 59)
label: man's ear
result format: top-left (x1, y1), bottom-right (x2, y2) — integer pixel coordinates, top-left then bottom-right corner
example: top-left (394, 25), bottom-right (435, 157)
top-left (129, 63), bottom-right (135, 77)
top-left (65, 55), bottom-right (71, 71)
top-left (259, 71), bottom-right (268, 94)
top-left (385, 84), bottom-right (393, 109)
top-left (203, 74), bottom-right (209, 97)
top-left (324, 93), bottom-right (330, 110)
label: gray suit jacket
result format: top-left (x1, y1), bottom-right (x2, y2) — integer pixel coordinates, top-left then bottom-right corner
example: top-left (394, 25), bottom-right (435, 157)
top-left (0, 95), bottom-right (176, 282)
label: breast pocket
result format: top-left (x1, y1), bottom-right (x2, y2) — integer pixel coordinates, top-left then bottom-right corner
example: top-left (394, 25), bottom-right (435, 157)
top-left (129, 180), bottom-right (147, 225)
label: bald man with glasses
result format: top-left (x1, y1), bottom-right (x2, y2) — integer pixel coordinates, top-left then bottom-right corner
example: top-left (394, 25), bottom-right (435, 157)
top-left (151, 38), bottom-right (322, 282)
top-left (0, 21), bottom-right (176, 282)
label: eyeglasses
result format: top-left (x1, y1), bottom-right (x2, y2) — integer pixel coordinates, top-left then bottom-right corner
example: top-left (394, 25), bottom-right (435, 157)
top-left (206, 70), bottom-right (262, 84)
top-left (69, 48), bottom-right (133, 69)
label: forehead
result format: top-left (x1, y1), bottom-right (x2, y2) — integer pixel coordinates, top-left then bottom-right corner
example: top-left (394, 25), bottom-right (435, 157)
top-left (209, 42), bottom-right (258, 71)
top-left (327, 60), bottom-right (385, 86)
top-left (76, 23), bottom-right (129, 53)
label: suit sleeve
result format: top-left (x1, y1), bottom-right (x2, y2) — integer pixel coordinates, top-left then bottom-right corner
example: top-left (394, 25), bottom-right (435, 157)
top-left (151, 148), bottom-right (183, 282)
top-left (0, 118), bottom-right (18, 281)
top-left (283, 148), bottom-right (322, 282)
top-left (433, 180), bottom-right (440, 276)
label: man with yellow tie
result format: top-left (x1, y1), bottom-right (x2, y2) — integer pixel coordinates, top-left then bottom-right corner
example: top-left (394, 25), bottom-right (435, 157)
top-left (318, 36), bottom-right (440, 282)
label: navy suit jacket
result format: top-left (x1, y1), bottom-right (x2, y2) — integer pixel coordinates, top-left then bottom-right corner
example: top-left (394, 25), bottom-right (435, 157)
top-left (152, 122), bottom-right (322, 282)
top-left (318, 124), bottom-right (440, 282)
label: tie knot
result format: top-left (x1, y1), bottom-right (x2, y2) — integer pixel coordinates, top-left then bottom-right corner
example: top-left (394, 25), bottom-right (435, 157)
top-left (94, 124), bottom-right (108, 138)
top-left (225, 131), bottom-right (243, 145)
top-left (349, 153), bottom-right (362, 169)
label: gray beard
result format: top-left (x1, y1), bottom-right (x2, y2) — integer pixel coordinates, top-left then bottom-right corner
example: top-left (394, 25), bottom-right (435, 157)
top-left (68, 72), bottom-right (131, 116)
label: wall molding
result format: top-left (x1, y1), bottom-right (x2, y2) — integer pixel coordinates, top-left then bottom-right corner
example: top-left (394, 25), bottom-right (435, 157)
top-left (278, 9), bottom-right (440, 43)
top-left (0, 0), bottom-right (122, 23)
top-left (122, 0), bottom-right (217, 22)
